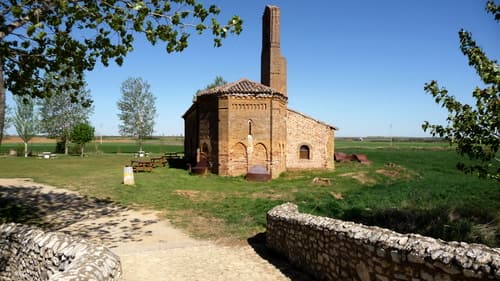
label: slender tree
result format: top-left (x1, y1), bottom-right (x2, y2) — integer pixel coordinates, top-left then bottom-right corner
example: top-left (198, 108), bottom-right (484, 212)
top-left (194, 76), bottom-right (227, 102)
top-left (423, 1), bottom-right (499, 180)
top-left (71, 122), bottom-right (95, 157)
top-left (117, 77), bottom-right (156, 151)
top-left (3, 104), bottom-right (11, 136)
top-left (39, 73), bottom-right (93, 154)
top-left (197, 76), bottom-right (227, 92)
top-left (0, 1), bottom-right (243, 147)
top-left (13, 96), bottom-right (38, 157)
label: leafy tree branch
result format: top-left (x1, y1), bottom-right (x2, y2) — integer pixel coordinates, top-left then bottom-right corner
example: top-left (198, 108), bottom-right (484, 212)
top-left (0, 1), bottom-right (243, 146)
top-left (423, 0), bottom-right (499, 180)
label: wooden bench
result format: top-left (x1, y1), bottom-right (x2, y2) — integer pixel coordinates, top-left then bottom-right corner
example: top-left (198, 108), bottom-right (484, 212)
top-left (131, 160), bottom-right (153, 172)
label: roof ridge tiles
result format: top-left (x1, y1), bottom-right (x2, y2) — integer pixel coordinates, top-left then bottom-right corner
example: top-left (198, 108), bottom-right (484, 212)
top-left (196, 78), bottom-right (286, 98)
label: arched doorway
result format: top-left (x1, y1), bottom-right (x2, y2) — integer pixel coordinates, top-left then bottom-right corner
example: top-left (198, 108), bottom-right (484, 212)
top-left (252, 143), bottom-right (268, 171)
top-left (230, 142), bottom-right (248, 176)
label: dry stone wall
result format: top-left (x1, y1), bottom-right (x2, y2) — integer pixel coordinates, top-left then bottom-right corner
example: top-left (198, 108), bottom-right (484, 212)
top-left (0, 223), bottom-right (121, 281)
top-left (266, 203), bottom-right (500, 281)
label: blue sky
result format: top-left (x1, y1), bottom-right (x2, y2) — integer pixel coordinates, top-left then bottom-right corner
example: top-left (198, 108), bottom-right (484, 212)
top-left (6, 0), bottom-right (500, 137)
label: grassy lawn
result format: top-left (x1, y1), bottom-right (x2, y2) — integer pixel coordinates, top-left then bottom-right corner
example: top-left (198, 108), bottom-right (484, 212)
top-left (0, 140), bottom-right (498, 247)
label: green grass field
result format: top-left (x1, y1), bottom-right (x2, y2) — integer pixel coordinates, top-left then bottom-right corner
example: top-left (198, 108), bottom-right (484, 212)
top-left (0, 139), bottom-right (498, 246)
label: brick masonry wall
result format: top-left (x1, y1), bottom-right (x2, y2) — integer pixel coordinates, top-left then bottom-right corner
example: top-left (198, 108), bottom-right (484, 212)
top-left (197, 95), bottom-right (220, 173)
top-left (0, 223), bottom-right (121, 281)
top-left (183, 104), bottom-right (198, 165)
top-left (266, 203), bottom-right (500, 281)
top-left (286, 109), bottom-right (334, 170)
top-left (221, 96), bottom-right (287, 178)
top-left (184, 94), bottom-right (335, 178)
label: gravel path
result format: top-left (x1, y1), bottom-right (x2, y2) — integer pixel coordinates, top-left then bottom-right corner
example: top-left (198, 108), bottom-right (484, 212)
top-left (0, 178), bottom-right (311, 281)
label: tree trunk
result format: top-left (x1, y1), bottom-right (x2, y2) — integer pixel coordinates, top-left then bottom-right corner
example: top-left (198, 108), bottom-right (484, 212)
top-left (0, 61), bottom-right (5, 147)
top-left (80, 144), bottom-right (84, 158)
top-left (139, 137), bottom-right (143, 152)
top-left (65, 138), bottom-right (69, 155)
top-left (24, 141), bottom-right (28, 157)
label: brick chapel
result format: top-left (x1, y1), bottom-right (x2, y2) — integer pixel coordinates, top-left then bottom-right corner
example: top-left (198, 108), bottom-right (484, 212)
top-left (183, 5), bottom-right (337, 179)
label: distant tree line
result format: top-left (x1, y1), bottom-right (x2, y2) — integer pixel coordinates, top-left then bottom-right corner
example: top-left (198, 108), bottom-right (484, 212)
top-left (7, 74), bottom-right (94, 157)
top-left (6, 75), bottom-right (162, 156)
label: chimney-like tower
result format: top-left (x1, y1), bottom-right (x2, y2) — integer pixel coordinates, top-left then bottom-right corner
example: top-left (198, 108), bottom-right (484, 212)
top-left (261, 5), bottom-right (287, 95)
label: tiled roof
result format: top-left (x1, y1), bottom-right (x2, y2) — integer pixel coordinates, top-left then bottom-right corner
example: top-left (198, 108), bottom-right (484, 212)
top-left (196, 78), bottom-right (286, 98)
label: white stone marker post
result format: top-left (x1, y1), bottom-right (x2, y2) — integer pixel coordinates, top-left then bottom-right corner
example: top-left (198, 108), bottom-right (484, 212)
top-left (123, 166), bottom-right (135, 185)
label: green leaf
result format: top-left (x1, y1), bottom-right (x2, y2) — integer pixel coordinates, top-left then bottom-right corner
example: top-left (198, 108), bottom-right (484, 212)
top-left (21, 41), bottom-right (30, 49)
top-left (209, 5), bottom-right (220, 15)
top-left (172, 13), bottom-right (180, 25)
top-left (12, 5), bottom-right (23, 17)
top-left (36, 31), bottom-right (47, 40)
top-left (133, 2), bottom-right (145, 11)
top-left (26, 25), bottom-right (36, 36)
top-left (115, 56), bottom-right (123, 66)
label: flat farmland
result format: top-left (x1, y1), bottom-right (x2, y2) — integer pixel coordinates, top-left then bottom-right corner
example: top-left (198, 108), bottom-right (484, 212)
top-left (0, 139), bottom-right (498, 247)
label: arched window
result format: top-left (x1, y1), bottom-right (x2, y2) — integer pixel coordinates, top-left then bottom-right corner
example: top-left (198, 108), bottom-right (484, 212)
top-left (299, 145), bottom-right (310, 160)
top-left (248, 120), bottom-right (253, 136)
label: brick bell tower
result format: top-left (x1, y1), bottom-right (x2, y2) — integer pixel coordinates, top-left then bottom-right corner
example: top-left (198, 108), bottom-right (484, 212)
top-left (261, 5), bottom-right (287, 95)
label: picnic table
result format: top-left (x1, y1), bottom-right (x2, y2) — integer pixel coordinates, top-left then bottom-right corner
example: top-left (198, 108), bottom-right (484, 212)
top-left (163, 152), bottom-right (185, 168)
top-left (131, 160), bottom-right (153, 172)
top-left (150, 157), bottom-right (167, 167)
top-left (164, 152), bottom-right (184, 159)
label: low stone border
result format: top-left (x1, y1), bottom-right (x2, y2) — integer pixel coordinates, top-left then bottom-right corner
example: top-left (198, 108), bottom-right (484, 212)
top-left (0, 223), bottom-right (121, 281)
top-left (266, 203), bottom-right (500, 281)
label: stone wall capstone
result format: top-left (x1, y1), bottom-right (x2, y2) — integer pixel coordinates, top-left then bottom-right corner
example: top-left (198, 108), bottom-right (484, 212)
top-left (0, 223), bottom-right (121, 281)
top-left (266, 203), bottom-right (500, 281)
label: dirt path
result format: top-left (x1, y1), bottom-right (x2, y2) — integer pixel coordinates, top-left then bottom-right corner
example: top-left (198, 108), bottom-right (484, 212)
top-left (0, 178), bottom-right (311, 281)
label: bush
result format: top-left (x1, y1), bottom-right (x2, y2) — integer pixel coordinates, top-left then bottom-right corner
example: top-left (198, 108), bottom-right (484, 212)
top-left (13, 144), bottom-right (26, 156)
top-left (55, 141), bottom-right (65, 153)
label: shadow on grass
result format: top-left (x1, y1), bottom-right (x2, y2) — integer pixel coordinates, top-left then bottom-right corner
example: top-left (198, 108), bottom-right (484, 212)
top-left (0, 181), bottom-right (159, 248)
top-left (341, 206), bottom-right (499, 247)
top-left (301, 197), bottom-right (499, 247)
top-left (247, 232), bottom-right (315, 281)
top-left (295, 179), bottom-right (499, 248)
